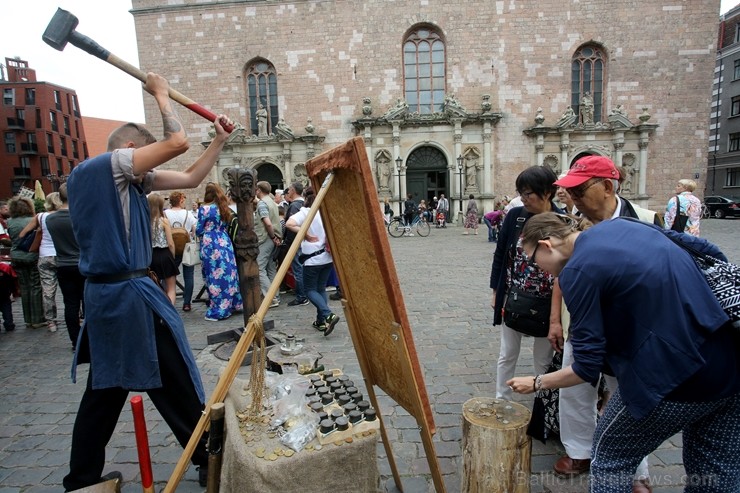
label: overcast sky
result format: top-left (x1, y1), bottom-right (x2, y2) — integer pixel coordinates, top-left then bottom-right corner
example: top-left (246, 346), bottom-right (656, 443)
top-left (1, 0), bottom-right (737, 124)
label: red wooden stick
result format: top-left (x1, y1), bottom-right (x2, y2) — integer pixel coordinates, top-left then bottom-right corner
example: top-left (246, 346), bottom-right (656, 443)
top-left (130, 395), bottom-right (155, 493)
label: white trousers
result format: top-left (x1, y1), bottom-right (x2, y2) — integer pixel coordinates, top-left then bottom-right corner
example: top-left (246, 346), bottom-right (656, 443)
top-left (560, 340), bottom-right (649, 479)
top-left (496, 323), bottom-right (553, 400)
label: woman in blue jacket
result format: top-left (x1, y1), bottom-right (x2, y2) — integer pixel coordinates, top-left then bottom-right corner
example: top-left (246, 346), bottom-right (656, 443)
top-left (509, 212), bottom-right (740, 493)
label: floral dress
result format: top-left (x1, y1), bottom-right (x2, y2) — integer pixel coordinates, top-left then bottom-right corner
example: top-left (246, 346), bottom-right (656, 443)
top-left (196, 204), bottom-right (243, 320)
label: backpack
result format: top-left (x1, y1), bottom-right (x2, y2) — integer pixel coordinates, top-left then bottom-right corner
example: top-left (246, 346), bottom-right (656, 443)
top-left (228, 215), bottom-right (239, 243)
top-left (170, 221), bottom-right (190, 256)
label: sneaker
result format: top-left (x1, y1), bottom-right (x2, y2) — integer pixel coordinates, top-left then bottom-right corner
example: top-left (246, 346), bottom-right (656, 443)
top-left (324, 313), bottom-right (340, 336)
top-left (329, 291), bottom-right (343, 301)
top-left (197, 465), bottom-right (208, 487)
top-left (287, 298), bottom-right (309, 306)
top-left (48, 322), bottom-right (58, 333)
top-left (312, 321), bottom-right (326, 332)
top-left (269, 299), bottom-right (280, 308)
top-left (205, 316), bottom-right (219, 322)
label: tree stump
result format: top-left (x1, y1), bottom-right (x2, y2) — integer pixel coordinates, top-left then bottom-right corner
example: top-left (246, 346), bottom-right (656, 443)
top-left (461, 397), bottom-right (531, 493)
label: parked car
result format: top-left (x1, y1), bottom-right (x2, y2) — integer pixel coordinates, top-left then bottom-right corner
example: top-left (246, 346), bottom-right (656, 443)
top-left (702, 196), bottom-right (740, 219)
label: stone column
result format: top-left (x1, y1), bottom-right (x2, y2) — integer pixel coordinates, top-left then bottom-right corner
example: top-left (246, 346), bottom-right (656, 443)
top-left (638, 137), bottom-right (649, 198)
top-left (535, 135), bottom-right (545, 166)
top-left (559, 133), bottom-right (571, 174)
top-left (453, 119), bottom-right (463, 214)
top-left (392, 122), bottom-right (404, 205)
top-left (613, 132), bottom-right (624, 166)
top-left (282, 143), bottom-right (292, 185)
top-left (363, 125), bottom-right (373, 188)
top-left (482, 122), bottom-right (492, 195)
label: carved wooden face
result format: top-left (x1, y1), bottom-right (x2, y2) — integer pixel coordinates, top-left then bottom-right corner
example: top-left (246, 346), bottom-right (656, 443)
top-left (224, 168), bottom-right (257, 203)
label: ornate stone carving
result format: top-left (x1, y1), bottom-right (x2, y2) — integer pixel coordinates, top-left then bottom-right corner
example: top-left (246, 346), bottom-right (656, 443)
top-left (293, 163), bottom-right (309, 185)
top-left (481, 94), bottom-right (492, 114)
top-left (375, 149), bottom-right (393, 191)
top-left (556, 106), bottom-right (577, 128)
top-left (362, 97), bottom-right (372, 116)
top-left (543, 155), bottom-right (559, 174)
top-left (274, 118), bottom-right (294, 139)
top-left (305, 117), bottom-right (315, 134)
top-left (639, 107), bottom-right (651, 123)
top-left (383, 98), bottom-right (409, 120)
top-left (256, 103), bottom-right (269, 136)
top-left (443, 93), bottom-right (467, 118)
top-left (534, 107), bottom-right (545, 127)
top-left (620, 154), bottom-right (637, 196)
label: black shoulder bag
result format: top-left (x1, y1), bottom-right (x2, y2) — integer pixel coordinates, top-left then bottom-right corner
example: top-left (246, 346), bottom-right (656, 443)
top-left (502, 209), bottom-right (552, 337)
top-left (670, 195), bottom-right (689, 232)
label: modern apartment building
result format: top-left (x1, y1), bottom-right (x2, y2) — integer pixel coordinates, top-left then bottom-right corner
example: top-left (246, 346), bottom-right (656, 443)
top-left (0, 57), bottom-right (88, 197)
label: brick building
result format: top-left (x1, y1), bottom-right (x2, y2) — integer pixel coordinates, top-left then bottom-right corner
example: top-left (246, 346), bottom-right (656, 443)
top-left (131, 0), bottom-right (719, 215)
top-left (0, 58), bottom-right (89, 198)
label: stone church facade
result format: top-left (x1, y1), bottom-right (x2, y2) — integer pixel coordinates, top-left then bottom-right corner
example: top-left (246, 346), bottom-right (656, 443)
top-left (130, 0), bottom-right (718, 216)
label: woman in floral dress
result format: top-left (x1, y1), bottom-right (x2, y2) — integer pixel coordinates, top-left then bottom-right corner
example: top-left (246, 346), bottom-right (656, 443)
top-left (196, 183), bottom-right (242, 321)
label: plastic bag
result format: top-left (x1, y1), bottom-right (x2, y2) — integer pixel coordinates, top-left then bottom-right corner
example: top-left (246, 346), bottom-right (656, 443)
top-left (269, 371), bottom-right (310, 428)
top-left (280, 414), bottom-right (317, 453)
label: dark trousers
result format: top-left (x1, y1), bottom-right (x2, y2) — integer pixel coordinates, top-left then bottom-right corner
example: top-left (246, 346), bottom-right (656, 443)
top-left (63, 318), bottom-right (208, 491)
top-left (0, 298), bottom-right (13, 330)
top-left (57, 265), bottom-right (85, 347)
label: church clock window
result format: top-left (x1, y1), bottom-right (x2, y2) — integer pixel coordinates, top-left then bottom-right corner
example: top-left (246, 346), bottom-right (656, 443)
top-left (571, 45), bottom-right (606, 124)
top-left (245, 60), bottom-right (279, 136)
top-left (403, 26), bottom-right (446, 114)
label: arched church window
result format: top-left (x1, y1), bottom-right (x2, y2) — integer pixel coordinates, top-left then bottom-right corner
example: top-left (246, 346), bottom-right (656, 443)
top-left (403, 26), bottom-right (446, 115)
top-left (245, 60), bottom-right (279, 136)
top-left (571, 45), bottom-right (606, 124)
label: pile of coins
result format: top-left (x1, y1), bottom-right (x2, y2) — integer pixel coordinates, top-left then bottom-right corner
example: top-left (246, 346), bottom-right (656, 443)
top-left (305, 370), bottom-right (377, 437)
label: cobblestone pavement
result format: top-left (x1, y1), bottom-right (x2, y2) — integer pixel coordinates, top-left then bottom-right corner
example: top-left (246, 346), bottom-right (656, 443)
top-left (0, 218), bottom-right (738, 493)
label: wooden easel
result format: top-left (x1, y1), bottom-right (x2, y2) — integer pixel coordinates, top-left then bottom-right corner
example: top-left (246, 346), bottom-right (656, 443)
top-left (306, 138), bottom-right (444, 492)
top-left (164, 137), bottom-right (444, 492)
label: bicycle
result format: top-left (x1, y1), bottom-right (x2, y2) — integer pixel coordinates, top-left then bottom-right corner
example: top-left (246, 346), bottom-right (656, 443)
top-left (387, 213), bottom-right (431, 238)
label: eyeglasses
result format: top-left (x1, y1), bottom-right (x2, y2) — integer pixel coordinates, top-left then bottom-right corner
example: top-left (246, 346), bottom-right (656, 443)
top-left (566, 178), bottom-right (605, 199)
top-left (530, 239), bottom-right (545, 265)
top-left (517, 190), bottom-right (537, 200)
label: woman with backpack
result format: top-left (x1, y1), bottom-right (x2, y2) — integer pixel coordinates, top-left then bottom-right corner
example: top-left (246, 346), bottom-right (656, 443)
top-left (165, 191), bottom-right (198, 311)
top-left (147, 194), bottom-right (179, 304)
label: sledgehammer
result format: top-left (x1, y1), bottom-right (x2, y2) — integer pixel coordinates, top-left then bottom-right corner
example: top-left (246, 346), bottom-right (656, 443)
top-left (42, 8), bottom-right (234, 133)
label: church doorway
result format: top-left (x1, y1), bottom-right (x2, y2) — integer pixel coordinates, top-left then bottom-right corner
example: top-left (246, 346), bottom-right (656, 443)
top-left (255, 162), bottom-right (284, 192)
top-left (405, 146), bottom-right (448, 205)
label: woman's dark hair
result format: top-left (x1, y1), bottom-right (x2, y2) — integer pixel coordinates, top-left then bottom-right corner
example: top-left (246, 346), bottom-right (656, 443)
top-left (304, 186), bottom-right (316, 208)
top-left (469, 194), bottom-right (475, 200)
top-left (515, 166), bottom-right (558, 201)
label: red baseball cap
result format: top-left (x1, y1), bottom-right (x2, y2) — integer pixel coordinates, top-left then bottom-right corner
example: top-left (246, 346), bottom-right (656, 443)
top-left (554, 155), bottom-right (619, 188)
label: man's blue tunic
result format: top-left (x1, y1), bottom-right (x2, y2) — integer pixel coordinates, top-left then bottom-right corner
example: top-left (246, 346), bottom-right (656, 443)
top-left (68, 151), bottom-right (205, 402)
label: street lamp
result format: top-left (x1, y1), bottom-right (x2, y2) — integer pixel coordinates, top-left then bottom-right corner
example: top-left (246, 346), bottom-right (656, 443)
top-left (395, 156), bottom-right (403, 216)
top-left (457, 155), bottom-right (464, 213)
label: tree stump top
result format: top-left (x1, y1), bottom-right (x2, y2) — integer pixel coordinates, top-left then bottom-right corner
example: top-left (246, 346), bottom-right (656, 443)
top-left (462, 397), bottom-right (530, 431)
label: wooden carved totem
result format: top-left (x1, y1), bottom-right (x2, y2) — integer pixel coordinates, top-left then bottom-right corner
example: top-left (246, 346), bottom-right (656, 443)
top-left (223, 168), bottom-right (261, 322)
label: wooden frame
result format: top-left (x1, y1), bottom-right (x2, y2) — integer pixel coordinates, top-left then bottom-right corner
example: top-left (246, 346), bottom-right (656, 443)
top-left (306, 137), bottom-right (444, 492)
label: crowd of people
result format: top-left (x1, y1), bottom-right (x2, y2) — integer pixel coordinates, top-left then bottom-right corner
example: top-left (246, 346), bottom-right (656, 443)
top-left (0, 72), bottom-right (730, 492)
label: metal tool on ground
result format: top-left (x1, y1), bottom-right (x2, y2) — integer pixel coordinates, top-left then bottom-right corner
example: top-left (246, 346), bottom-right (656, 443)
top-left (42, 8), bottom-right (234, 133)
top-left (130, 396), bottom-right (154, 493)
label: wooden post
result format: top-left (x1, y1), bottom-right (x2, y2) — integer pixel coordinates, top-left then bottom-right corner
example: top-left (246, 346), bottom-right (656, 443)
top-left (461, 397), bottom-right (531, 493)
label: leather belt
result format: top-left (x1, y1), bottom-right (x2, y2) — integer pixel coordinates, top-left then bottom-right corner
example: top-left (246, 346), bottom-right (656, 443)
top-left (87, 269), bottom-right (148, 284)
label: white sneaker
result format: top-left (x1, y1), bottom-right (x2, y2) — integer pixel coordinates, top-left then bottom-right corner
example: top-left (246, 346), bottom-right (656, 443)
top-left (269, 299), bottom-right (280, 308)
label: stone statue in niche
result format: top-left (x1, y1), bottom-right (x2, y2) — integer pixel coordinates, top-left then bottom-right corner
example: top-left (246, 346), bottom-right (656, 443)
top-left (375, 150), bottom-right (392, 191)
top-left (580, 93), bottom-right (594, 125)
top-left (556, 106), bottom-right (576, 128)
top-left (463, 149), bottom-right (481, 190)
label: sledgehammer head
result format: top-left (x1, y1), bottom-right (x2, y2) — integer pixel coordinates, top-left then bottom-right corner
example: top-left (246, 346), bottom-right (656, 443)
top-left (42, 8), bottom-right (79, 51)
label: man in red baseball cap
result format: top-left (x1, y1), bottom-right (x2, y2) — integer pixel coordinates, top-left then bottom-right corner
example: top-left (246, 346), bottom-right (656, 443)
top-left (553, 155), bottom-right (620, 188)
top-left (548, 153), bottom-right (662, 493)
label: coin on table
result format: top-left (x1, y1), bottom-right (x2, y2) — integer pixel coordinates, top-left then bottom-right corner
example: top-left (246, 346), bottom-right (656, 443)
top-left (267, 453), bottom-right (278, 461)
top-left (334, 440), bottom-right (343, 447)
top-left (255, 449), bottom-right (265, 458)
top-left (284, 449), bottom-right (295, 457)
top-left (315, 444), bottom-right (323, 451)
top-left (345, 437), bottom-right (353, 443)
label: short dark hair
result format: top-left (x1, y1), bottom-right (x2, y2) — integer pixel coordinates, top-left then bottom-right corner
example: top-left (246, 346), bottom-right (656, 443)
top-left (256, 181), bottom-right (272, 195)
top-left (107, 123), bottom-right (156, 151)
top-left (290, 181), bottom-right (304, 196)
top-left (515, 166), bottom-right (558, 201)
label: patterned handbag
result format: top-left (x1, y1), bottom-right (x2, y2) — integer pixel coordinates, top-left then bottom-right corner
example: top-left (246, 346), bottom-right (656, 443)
top-left (665, 235), bottom-right (740, 329)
